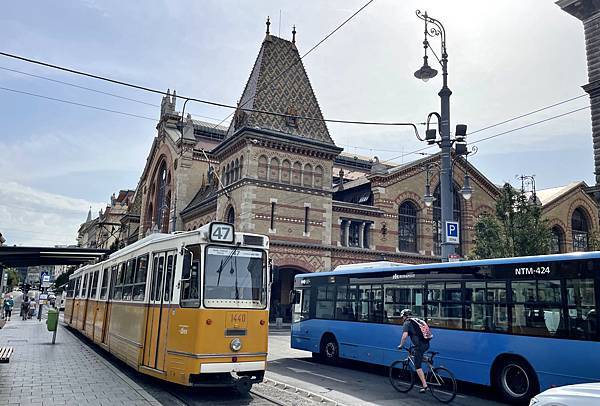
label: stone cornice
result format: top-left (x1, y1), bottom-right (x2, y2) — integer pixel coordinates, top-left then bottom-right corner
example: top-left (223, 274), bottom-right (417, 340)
top-left (332, 201), bottom-right (385, 216)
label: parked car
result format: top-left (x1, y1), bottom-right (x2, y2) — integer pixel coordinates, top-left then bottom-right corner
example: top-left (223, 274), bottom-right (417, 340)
top-left (530, 383), bottom-right (600, 406)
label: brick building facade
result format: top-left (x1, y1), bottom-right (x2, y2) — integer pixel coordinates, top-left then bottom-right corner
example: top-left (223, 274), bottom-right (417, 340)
top-left (114, 28), bottom-right (599, 320)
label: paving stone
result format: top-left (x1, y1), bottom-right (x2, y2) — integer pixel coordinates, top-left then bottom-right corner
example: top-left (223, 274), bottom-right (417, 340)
top-left (0, 317), bottom-right (157, 405)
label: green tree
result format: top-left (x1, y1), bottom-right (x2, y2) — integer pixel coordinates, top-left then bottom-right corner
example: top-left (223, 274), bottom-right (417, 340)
top-left (472, 183), bottom-right (551, 259)
top-left (6, 268), bottom-right (20, 288)
top-left (53, 265), bottom-right (78, 293)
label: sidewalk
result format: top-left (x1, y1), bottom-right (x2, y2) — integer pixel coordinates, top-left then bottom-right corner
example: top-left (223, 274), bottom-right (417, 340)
top-left (0, 315), bottom-right (161, 406)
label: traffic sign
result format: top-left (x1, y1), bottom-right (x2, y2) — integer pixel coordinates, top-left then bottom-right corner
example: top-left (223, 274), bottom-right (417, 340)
top-left (445, 221), bottom-right (460, 244)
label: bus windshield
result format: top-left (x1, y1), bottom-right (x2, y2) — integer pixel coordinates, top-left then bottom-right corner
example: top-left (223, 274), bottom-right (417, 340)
top-left (204, 246), bottom-right (266, 308)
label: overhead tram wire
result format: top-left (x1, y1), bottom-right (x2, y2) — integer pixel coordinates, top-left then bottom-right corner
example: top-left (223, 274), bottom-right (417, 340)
top-left (0, 65), bottom-right (225, 123)
top-left (210, 0), bottom-right (376, 129)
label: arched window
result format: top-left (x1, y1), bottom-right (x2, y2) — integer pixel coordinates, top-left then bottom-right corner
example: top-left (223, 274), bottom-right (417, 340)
top-left (292, 161), bottom-right (302, 186)
top-left (258, 155), bottom-right (268, 180)
top-left (303, 163), bottom-right (313, 187)
top-left (155, 162), bottom-right (169, 232)
top-left (270, 157), bottom-right (280, 182)
top-left (399, 201), bottom-right (418, 253)
top-left (314, 165), bottom-right (324, 189)
top-left (433, 185), bottom-right (462, 256)
top-left (226, 206), bottom-right (235, 225)
top-left (572, 208), bottom-right (589, 251)
top-left (550, 226), bottom-right (564, 254)
top-left (281, 160), bottom-right (291, 184)
top-left (234, 158), bottom-right (240, 181)
top-left (239, 155), bottom-right (244, 179)
top-left (225, 163), bottom-right (231, 185)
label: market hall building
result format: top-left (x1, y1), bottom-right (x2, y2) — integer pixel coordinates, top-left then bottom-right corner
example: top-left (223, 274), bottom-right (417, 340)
top-left (79, 25), bottom-right (599, 322)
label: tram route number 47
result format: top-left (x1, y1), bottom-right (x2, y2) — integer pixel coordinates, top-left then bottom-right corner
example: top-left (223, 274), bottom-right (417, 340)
top-left (209, 223), bottom-right (234, 243)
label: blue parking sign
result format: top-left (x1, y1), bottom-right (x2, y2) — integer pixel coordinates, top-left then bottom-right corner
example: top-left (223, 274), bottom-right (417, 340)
top-left (445, 221), bottom-right (460, 244)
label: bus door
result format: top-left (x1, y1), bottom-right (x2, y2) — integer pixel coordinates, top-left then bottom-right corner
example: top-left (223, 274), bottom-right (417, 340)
top-left (143, 251), bottom-right (176, 370)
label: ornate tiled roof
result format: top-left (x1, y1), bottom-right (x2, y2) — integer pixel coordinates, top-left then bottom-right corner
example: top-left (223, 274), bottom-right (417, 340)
top-left (226, 34), bottom-right (333, 144)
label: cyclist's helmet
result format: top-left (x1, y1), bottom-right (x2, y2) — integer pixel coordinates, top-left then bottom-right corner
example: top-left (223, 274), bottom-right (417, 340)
top-left (399, 309), bottom-right (412, 318)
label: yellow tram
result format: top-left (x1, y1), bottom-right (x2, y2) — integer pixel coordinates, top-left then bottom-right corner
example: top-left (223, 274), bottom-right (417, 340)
top-left (64, 222), bottom-right (270, 390)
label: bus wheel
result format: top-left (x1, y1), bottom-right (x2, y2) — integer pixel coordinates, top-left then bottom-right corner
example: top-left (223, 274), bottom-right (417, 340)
top-left (494, 358), bottom-right (538, 404)
top-left (320, 334), bottom-right (339, 364)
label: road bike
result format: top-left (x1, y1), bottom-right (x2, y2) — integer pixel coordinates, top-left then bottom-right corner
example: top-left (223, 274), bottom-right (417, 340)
top-left (389, 346), bottom-right (457, 403)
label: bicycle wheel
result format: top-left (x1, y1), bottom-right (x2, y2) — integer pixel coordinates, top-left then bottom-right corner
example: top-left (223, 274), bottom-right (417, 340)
top-left (389, 359), bottom-right (415, 393)
top-left (428, 367), bottom-right (457, 403)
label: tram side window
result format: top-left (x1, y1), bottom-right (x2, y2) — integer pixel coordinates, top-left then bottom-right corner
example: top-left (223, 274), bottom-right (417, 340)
top-left (133, 255), bottom-right (148, 301)
top-left (75, 277), bottom-right (81, 298)
top-left (81, 274), bottom-right (88, 298)
top-left (100, 269), bottom-right (109, 299)
top-left (511, 280), bottom-right (564, 337)
top-left (335, 284), bottom-right (357, 321)
top-left (164, 254), bottom-right (176, 302)
top-left (384, 283), bottom-right (424, 324)
top-left (66, 279), bottom-right (75, 298)
top-left (315, 285), bottom-right (336, 319)
top-left (90, 271), bottom-right (99, 299)
top-left (181, 245), bottom-right (202, 307)
top-left (153, 255), bottom-right (165, 301)
top-left (427, 282), bottom-right (462, 329)
top-left (566, 279), bottom-right (596, 339)
top-left (112, 263), bottom-right (125, 300)
top-left (464, 282), bottom-right (508, 332)
top-left (122, 258), bottom-right (137, 301)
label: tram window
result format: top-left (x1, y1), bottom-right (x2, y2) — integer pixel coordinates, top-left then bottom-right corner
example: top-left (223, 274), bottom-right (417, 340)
top-left (122, 259), bottom-right (136, 301)
top-left (90, 271), bottom-right (99, 299)
top-left (133, 255), bottom-right (148, 301)
top-left (153, 255), bottom-right (165, 301)
top-left (511, 280), bottom-right (565, 337)
top-left (100, 269), bottom-right (109, 299)
top-left (75, 277), bottom-right (81, 298)
top-left (164, 254), bottom-right (176, 302)
top-left (181, 244), bottom-right (201, 307)
top-left (566, 279), bottom-right (596, 339)
top-left (81, 274), bottom-right (88, 298)
top-left (113, 263), bottom-right (125, 300)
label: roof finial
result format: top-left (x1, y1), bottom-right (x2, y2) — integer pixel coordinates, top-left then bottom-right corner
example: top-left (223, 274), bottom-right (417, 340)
top-left (266, 16), bottom-right (271, 35)
top-left (292, 25), bottom-right (296, 44)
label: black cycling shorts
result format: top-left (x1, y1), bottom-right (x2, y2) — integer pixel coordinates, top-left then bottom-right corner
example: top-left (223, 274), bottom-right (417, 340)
top-left (413, 342), bottom-right (430, 369)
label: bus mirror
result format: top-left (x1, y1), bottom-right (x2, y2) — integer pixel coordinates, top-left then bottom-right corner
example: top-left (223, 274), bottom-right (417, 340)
top-left (182, 251), bottom-right (193, 280)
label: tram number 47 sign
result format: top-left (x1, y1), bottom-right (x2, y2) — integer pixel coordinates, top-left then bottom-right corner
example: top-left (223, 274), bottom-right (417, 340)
top-left (445, 221), bottom-right (460, 244)
top-left (209, 223), bottom-right (234, 243)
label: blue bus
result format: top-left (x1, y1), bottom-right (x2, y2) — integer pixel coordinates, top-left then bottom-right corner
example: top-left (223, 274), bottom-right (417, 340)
top-left (290, 253), bottom-right (600, 403)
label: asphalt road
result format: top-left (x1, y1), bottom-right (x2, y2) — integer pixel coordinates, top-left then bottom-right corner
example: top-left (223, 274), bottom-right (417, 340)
top-left (265, 329), bottom-right (506, 406)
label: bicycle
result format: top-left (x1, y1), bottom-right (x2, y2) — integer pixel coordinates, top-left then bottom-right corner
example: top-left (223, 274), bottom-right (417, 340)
top-left (389, 346), bottom-right (457, 403)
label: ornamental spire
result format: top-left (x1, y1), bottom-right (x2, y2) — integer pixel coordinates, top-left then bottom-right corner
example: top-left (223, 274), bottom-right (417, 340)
top-left (292, 25), bottom-right (296, 43)
top-left (266, 16), bottom-right (271, 35)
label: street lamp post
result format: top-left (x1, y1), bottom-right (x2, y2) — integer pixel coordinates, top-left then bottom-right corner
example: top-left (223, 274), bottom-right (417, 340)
top-left (414, 10), bottom-right (470, 261)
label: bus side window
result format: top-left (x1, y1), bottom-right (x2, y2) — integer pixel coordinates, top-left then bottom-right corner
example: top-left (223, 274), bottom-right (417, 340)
top-left (566, 279), bottom-right (596, 339)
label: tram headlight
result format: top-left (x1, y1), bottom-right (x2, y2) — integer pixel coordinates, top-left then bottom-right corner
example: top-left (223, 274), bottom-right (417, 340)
top-left (230, 338), bottom-right (242, 352)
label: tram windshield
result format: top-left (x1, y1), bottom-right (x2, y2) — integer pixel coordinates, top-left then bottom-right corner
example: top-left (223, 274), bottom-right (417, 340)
top-left (203, 246), bottom-right (267, 308)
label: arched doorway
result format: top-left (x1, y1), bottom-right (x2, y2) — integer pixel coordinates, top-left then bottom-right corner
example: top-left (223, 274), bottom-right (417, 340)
top-left (270, 266), bottom-right (308, 323)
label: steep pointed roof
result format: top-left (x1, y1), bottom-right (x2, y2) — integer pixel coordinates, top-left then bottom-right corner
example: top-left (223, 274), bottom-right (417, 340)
top-left (227, 34), bottom-right (333, 144)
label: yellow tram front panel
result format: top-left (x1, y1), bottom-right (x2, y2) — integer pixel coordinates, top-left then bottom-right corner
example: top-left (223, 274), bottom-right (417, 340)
top-left (159, 308), bottom-right (269, 385)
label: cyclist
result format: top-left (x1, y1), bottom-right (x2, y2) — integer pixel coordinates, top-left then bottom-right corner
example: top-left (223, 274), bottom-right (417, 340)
top-left (397, 308), bottom-right (433, 393)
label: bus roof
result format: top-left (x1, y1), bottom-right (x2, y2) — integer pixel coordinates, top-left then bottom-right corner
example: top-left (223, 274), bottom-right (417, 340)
top-left (299, 251), bottom-right (600, 279)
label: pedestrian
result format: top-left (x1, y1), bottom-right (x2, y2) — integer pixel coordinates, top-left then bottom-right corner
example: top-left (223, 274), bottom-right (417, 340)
top-left (21, 297), bottom-right (30, 321)
top-left (29, 298), bottom-right (37, 319)
top-left (3, 294), bottom-right (14, 321)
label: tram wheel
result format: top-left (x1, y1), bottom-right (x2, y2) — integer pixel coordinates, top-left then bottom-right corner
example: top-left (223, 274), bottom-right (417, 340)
top-left (236, 376), bottom-right (253, 394)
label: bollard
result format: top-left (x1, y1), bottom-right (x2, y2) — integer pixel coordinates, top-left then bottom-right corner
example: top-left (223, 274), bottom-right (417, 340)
top-left (275, 317), bottom-right (283, 328)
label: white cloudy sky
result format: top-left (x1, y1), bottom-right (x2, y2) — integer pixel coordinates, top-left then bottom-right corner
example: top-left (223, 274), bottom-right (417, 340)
top-left (0, 0), bottom-right (593, 246)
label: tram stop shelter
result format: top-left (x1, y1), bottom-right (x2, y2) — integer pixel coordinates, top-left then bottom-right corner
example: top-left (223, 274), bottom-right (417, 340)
top-left (0, 246), bottom-right (108, 287)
